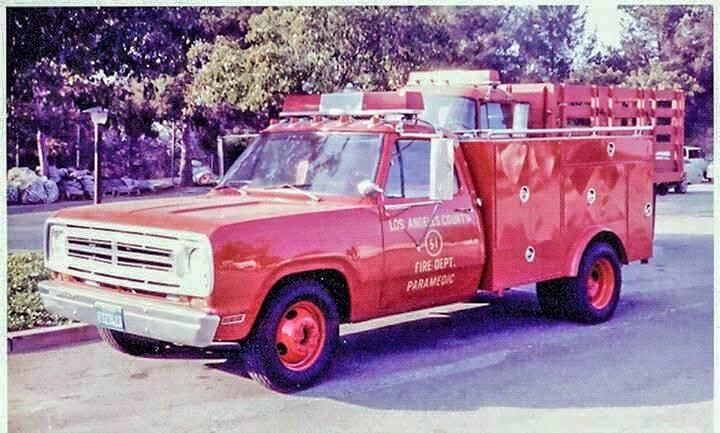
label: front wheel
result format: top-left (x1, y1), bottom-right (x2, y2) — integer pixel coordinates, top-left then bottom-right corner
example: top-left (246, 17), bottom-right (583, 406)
top-left (245, 280), bottom-right (339, 392)
top-left (674, 181), bottom-right (688, 194)
top-left (98, 327), bottom-right (165, 356)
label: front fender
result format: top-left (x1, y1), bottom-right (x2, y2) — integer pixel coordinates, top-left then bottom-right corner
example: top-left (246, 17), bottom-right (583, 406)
top-left (261, 255), bottom-right (360, 304)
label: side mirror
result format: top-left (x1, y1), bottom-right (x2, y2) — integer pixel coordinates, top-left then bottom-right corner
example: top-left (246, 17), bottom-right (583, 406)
top-left (357, 179), bottom-right (384, 197)
top-left (429, 137), bottom-right (456, 201)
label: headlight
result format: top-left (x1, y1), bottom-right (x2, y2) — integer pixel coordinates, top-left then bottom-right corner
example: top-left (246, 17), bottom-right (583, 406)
top-left (47, 225), bottom-right (68, 270)
top-left (178, 243), bottom-right (214, 296)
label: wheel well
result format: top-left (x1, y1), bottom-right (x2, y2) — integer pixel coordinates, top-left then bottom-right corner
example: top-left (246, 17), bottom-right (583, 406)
top-left (266, 269), bottom-right (351, 323)
top-left (588, 232), bottom-right (628, 264)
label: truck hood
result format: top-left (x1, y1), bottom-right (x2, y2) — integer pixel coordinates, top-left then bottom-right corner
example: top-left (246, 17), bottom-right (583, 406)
top-left (51, 192), bottom-right (363, 236)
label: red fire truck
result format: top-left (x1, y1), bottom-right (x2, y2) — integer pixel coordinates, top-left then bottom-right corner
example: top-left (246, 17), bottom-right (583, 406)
top-left (407, 69), bottom-right (686, 195)
top-left (40, 71), bottom-right (657, 392)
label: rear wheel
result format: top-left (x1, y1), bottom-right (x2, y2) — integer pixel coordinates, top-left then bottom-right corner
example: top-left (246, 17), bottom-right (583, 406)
top-left (566, 242), bottom-right (622, 323)
top-left (537, 242), bottom-right (622, 323)
top-left (674, 181), bottom-right (688, 194)
top-left (245, 280), bottom-right (339, 392)
top-left (656, 183), bottom-right (669, 196)
top-left (97, 327), bottom-right (165, 356)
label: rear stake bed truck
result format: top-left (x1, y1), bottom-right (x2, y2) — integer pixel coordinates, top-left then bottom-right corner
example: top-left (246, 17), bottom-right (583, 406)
top-left (40, 72), bottom-right (656, 392)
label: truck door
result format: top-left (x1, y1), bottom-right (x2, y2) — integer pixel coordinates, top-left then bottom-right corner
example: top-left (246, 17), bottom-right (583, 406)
top-left (379, 138), bottom-right (484, 312)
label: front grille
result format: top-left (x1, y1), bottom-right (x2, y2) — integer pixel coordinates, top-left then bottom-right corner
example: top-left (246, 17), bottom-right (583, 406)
top-left (60, 223), bottom-right (184, 294)
top-left (67, 237), bottom-right (174, 271)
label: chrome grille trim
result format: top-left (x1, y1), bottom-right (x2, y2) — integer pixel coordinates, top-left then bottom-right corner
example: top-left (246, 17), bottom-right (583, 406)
top-left (46, 218), bottom-right (212, 296)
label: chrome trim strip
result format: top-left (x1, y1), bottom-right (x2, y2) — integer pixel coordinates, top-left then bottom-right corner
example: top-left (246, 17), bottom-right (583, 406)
top-left (46, 217), bottom-right (208, 242)
top-left (384, 200), bottom-right (442, 211)
top-left (39, 280), bottom-right (220, 347)
top-left (455, 126), bottom-right (654, 139)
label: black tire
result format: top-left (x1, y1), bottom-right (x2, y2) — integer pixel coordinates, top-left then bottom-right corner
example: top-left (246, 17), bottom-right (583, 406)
top-left (245, 279), bottom-right (339, 393)
top-left (98, 327), bottom-right (165, 356)
top-left (655, 183), bottom-right (669, 196)
top-left (565, 242), bottom-right (622, 323)
top-left (674, 182), bottom-right (688, 194)
top-left (537, 243), bottom-right (622, 323)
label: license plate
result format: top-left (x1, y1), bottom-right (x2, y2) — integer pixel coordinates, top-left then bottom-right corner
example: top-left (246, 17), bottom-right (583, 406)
top-left (95, 302), bottom-right (125, 331)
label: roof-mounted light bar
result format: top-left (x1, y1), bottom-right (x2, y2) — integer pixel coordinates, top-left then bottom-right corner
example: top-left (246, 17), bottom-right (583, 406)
top-left (406, 69), bottom-right (501, 87)
top-left (279, 90), bottom-right (424, 118)
top-left (280, 94), bottom-right (322, 117)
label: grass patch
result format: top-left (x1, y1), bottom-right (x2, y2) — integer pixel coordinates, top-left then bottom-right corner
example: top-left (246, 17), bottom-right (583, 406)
top-left (7, 252), bottom-right (69, 331)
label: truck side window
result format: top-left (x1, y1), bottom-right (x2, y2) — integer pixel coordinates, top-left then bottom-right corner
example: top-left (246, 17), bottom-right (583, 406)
top-left (480, 103), bottom-right (510, 129)
top-left (386, 139), bottom-right (458, 198)
top-left (418, 95), bottom-right (477, 130)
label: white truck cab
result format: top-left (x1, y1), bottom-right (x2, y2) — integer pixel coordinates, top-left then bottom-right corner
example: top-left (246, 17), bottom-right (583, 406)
top-left (683, 146), bottom-right (709, 185)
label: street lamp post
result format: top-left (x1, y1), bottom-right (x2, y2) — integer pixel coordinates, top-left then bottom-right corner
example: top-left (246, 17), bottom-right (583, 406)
top-left (15, 133), bottom-right (20, 168)
top-left (83, 107), bottom-right (109, 204)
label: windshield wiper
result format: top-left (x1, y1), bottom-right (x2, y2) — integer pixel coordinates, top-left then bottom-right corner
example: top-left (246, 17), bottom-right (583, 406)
top-left (216, 180), bottom-right (251, 189)
top-left (279, 184), bottom-right (320, 202)
top-left (214, 180), bottom-right (251, 194)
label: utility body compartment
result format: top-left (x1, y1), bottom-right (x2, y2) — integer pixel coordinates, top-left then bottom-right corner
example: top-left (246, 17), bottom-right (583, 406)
top-left (459, 134), bottom-right (655, 292)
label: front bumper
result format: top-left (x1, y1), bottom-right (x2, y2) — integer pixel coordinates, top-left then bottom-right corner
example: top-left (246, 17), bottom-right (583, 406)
top-left (38, 280), bottom-right (220, 347)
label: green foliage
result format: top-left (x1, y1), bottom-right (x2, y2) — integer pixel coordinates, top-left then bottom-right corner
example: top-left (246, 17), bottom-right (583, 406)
top-left (506, 6), bottom-right (588, 81)
top-left (188, 6), bottom-right (452, 115)
top-left (434, 7), bottom-right (512, 77)
top-left (6, 5), bottom-right (714, 169)
top-left (569, 47), bottom-right (631, 86)
top-left (7, 7), bottom-right (208, 174)
top-left (617, 5), bottom-right (713, 144)
top-left (7, 252), bottom-right (68, 332)
top-left (198, 7), bottom-right (262, 42)
top-left (624, 59), bottom-right (701, 94)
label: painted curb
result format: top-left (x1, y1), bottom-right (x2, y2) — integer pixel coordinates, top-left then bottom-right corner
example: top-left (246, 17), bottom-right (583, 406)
top-left (8, 323), bottom-right (100, 354)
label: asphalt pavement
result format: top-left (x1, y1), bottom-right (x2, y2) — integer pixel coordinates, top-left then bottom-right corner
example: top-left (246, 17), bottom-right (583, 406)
top-left (7, 183), bottom-right (715, 433)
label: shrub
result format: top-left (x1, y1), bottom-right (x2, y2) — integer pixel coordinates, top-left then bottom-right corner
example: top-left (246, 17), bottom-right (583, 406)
top-left (7, 252), bottom-right (69, 331)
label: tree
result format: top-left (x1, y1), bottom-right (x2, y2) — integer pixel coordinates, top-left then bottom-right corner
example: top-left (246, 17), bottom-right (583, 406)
top-left (7, 7), bottom-right (208, 175)
top-left (439, 7), bottom-right (517, 78)
top-left (506, 6), bottom-right (588, 82)
top-left (187, 6), bottom-right (452, 118)
top-left (569, 48), bottom-right (631, 86)
top-left (619, 5), bottom-right (713, 148)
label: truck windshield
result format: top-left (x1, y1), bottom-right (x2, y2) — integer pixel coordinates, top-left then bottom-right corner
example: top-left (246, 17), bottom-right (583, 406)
top-left (418, 95), bottom-right (477, 130)
top-left (219, 132), bottom-right (383, 196)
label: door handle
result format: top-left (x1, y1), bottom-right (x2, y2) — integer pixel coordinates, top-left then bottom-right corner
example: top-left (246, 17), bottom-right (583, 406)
top-left (454, 207), bottom-right (472, 213)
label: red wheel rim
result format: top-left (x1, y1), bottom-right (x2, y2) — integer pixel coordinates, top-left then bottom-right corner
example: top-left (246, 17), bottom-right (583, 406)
top-left (275, 300), bottom-right (326, 371)
top-left (587, 258), bottom-right (615, 309)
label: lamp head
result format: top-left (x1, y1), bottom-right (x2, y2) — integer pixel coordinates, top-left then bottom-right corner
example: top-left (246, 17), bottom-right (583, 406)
top-left (83, 106), bottom-right (109, 125)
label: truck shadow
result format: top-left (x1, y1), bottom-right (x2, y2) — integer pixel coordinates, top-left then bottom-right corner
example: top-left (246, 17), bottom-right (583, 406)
top-left (203, 287), bottom-right (711, 410)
